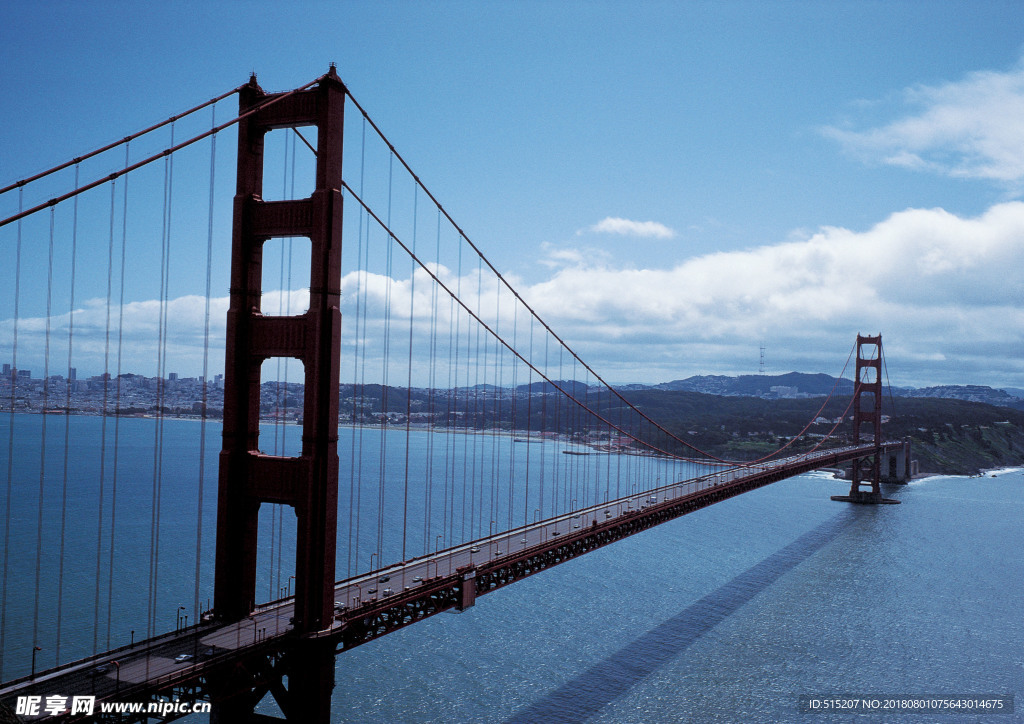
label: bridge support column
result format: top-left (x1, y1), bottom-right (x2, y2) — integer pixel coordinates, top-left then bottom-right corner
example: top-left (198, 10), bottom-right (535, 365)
top-left (212, 66), bottom-right (346, 723)
top-left (457, 568), bottom-right (477, 611)
top-left (832, 335), bottom-right (899, 505)
top-left (880, 438), bottom-right (912, 484)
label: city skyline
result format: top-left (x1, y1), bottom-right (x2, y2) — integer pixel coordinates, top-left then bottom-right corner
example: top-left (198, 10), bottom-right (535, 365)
top-left (2, 3), bottom-right (1023, 389)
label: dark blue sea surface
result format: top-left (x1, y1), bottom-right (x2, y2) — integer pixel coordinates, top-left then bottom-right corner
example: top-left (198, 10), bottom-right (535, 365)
top-left (328, 469), bottom-right (1024, 723)
top-left (1, 414), bottom-right (1021, 722)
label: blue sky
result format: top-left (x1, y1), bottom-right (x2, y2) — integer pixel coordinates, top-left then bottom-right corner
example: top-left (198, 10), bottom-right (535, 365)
top-left (2, 1), bottom-right (1023, 389)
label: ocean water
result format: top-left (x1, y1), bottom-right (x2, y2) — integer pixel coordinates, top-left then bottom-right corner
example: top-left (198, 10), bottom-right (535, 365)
top-left (1, 414), bottom-right (1021, 722)
top-left (327, 469), bottom-right (1024, 723)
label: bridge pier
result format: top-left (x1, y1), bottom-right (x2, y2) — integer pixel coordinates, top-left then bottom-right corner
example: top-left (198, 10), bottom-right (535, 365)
top-left (281, 639), bottom-right (336, 721)
top-left (879, 438), bottom-right (913, 484)
top-left (457, 568), bottom-right (477, 610)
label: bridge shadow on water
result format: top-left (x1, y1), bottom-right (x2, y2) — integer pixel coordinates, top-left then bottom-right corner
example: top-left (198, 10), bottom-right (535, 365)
top-left (505, 511), bottom-right (854, 724)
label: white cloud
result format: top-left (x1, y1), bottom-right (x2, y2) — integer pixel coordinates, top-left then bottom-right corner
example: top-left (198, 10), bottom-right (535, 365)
top-left (4, 203), bottom-right (1023, 388)
top-left (522, 202), bottom-right (1024, 387)
top-left (584, 217), bottom-right (676, 239)
top-left (823, 60), bottom-right (1024, 184)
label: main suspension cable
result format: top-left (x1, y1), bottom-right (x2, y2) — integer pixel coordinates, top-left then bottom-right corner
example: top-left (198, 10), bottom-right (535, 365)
top-left (344, 86), bottom-right (843, 465)
top-left (0, 84), bottom-right (244, 197)
top-left (0, 74), bottom-right (327, 230)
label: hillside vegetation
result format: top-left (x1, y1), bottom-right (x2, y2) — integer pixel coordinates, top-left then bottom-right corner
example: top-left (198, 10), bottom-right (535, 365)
top-left (618, 390), bottom-right (1024, 475)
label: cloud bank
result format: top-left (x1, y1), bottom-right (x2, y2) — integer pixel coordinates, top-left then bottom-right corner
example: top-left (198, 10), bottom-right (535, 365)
top-left (525, 202), bottom-right (1024, 386)
top-left (3, 203), bottom-right (1022, 388)
top-left (823, 61), bottom-right (1024, 185)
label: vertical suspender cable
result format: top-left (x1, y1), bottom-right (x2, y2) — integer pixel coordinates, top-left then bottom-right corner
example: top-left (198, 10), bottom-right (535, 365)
top-left (401, 187), bottom-right (418, 561)
top-left (0, 189), bottom-right (24, 681)
top-left (524, 315), bottom-right (533, 528)
top-left (91, 173), bottom-right (111, 656)
top-left (492, 281), bottom-right (502, 538)
top-left (56, 165), bottom-right (82, 661)
top-left (279, 132), bottom-right (296, 592)
top-left (452, 241), bottom-right (464, 543)
top-left (539, 335), bottom-right (547, 522)
top-left (196, 107), bottom-right (217, 619)
top-left (422, 208), bottom-right (442, 556)
top-left (89, 173), bottom-right (111, 655)
top-left (443, 233), bottom-right (457, 553)
top-left (507, 289), bottom-right (517, 534)
top-left (34, 208), bottom-right (56, 664)
top-left (376, 155), bottom-right (395, 568)
top-left (348, 118), bottom-right (368, 579)
top-left (268, 136), bottom-right (288, 602)
top-left (108, 143), bottom-right (130, 649)
top-left (149, 123), bottom-right (175, 639)
top-left (471, 258), bottom-right (483, 539)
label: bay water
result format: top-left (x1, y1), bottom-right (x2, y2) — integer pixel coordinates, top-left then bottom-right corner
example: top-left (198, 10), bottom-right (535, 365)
top-left (1, 414), bottom-right (1021, 722)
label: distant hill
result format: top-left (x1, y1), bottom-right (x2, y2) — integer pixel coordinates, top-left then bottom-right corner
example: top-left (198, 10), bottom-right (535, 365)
top-left (654, 372), bottom-right (853, 398)
top-left (621, 374), bottom-right (1024, 411)
top-left (891, 385), bottom-right (1024, 411)
top-left (515, 379), bottom-right (592, 397)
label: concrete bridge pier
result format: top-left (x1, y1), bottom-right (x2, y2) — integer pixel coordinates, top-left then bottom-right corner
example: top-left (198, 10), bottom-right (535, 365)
top-left (880, 438), bottom-right (914, 484)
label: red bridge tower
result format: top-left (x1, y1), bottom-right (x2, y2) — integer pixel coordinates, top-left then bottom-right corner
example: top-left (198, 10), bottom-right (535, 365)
top-left (832, 334), bottom-right (899, 505)
top-left (212, 67), bottom-right (345, 722)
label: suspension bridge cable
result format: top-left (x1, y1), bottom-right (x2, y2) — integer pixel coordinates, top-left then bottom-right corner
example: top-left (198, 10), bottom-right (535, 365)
top-left (506, 290), bottom-right (516, 533)
top-left (196, 106), bottom-right (218, 620)
top-left (0, 189), bottom-right (22, 680)
top-left (107, 142), bottom-right (130, 650)
top-left (523, 316), bottom-right (534, 529)
top-left (882, 345), bottom-right (898, 417)
top-left (454, 239), bottom-right (466, 543)
top-left (92, 174), bottom-right (110, 656)
top-left (0, 74), bottom-right (327, 230)
top-left (55, 166), bottom-right (82, 663)
top-left (0, 84), bottom-right (244, 197)
top-left (376, 155), bottom-right (397, 570)
top-left (344, 89), bottom-right (811, 465)
top-left (347, 117), bottom-right (369, 579)
top-left (342, 110), bottom-right (865, 476)
top-left (471, 257), bottom-right (483, 538)
top-left (443, 240), bottom-right (458, 550)
top-left (268, 136), bottom-right (288, 601)
top-left (422, 207), bottom-right (443, 556)
top-left (33, 208), bottom-right (56, 664)
top-left (400, 186), bottom-right (418, 561)
top-left (148, 124), bottom-right (175, 640)
top-left (343, 91), bottom-right (707, 451)
top-left (733, 342), bottom-right (859, 465)
top-left (355, 131), bottom-right (374, 573)
top-left (345, 176), bottom-right (859, 490)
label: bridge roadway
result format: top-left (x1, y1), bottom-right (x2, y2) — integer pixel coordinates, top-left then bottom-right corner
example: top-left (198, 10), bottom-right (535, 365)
top-left (0, 442), bottom-right (897, 718)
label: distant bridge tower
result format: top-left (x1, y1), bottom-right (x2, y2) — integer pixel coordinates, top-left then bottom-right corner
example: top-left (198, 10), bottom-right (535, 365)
top-left (212, 67), bottom-right (345, 723)
top-left (832, 334), bottom-right (899, 505)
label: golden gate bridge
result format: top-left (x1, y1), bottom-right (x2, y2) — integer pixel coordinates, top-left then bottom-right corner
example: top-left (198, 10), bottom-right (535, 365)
top-left (0, 67), bottom-right (910, 722)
